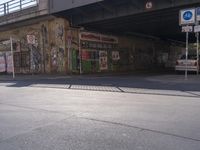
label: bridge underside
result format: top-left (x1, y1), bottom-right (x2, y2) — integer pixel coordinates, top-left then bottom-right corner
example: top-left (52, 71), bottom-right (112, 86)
top-left (80, 8), bottom-right (187, 42)
top-left (54, 0), bottom-right (199, 42)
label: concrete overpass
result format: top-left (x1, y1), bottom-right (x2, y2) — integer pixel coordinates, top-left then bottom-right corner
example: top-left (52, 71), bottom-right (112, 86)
top-left (0, 0), bottom-right (49, 30)
top-left (1, 0), bottom-right (199, 41)
top-left (50, 0), bottom-right (200, 41)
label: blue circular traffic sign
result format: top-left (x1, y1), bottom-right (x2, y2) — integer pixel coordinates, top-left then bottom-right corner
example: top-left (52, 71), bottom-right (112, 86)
top-left (183, 11), bottom-right (193, 20)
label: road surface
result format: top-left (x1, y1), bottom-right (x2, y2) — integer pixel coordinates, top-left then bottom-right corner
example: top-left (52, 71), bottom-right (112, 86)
top-left (0, 75), bottom-right (200, 150)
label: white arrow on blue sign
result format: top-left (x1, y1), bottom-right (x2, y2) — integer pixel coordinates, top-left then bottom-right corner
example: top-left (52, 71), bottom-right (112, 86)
top-left (180, 8), bottom-right (196, 25)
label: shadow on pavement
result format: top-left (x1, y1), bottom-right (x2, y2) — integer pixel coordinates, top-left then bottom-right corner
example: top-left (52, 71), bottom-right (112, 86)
top-left (0, 74), bottom-right (200, 98)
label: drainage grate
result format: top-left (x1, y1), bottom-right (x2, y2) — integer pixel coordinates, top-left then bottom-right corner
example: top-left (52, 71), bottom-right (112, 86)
top-left (70, 85), bottom-right (121, 92)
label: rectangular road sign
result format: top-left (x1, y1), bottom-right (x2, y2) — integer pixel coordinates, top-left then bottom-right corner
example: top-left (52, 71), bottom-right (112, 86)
top-left (27, 35), bottom-right (36, 44)
top-left (180, 8), bottom-right (196, 25)
top-left (182, 26), bottom-right (193, 32)
top-left (197, 7), bottom-right (200, 21)
top-left (194, 25), bottom-right (200, 32)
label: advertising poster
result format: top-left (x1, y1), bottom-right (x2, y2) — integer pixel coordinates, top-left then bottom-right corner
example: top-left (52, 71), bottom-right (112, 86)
top-left (99, 51), bottom-right (108, 70)
top-left (27, 35), bottom-right (36, 44)
top-left (82, 50), bottom-right (90, 60)
top-left (112, 51), bottom-right (120, 61)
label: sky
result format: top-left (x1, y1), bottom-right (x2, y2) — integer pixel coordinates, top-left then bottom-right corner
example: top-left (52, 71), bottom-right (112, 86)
top-left (0, 0), bottom-right (37, 15)
top-left (0, 0), bottom-right (10, 5)
top-left (0, 0), bottom-right (36, 5)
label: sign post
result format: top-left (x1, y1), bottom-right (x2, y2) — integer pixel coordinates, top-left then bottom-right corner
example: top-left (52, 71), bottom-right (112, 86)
top-left (181, 26), bottom-right (193, 79)
top-left (185, 31), bottom-right (189, 79)
top-left (197, 31), bottom-right (199, 75)
top-left (67, 30), bottom-right (72, 73)
top-left (180, 8), bottom-right (196, 80)
top-left (194, 25), bottom-right (200, 75)
top-left (10, 37), bottom-right (15, 79)
top-left (196, 7), bottom-right (200, 75)
top-left (78, 32), bottom-right (82, 74)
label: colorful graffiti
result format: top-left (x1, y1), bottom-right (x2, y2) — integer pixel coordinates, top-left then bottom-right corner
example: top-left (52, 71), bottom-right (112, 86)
top-left (51, 45), bottom-right (57, 69)
top-left (50, 21), bottom-right (66, 72)
top-left (50, 43), bottom-right (65, 72)
top-left (57, 48), bottom-right (65, 72)
top-left (56, 23), bottom-right (64, 42)
top-left (0, 18), bottom-right (69, 74)
top-left (25, 32), bottom-right (42, 72)
top-left (29, 45), bottom-right (42, 72)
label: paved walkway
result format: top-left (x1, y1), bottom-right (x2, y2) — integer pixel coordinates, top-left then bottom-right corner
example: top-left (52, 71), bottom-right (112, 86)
top-left (1, 73), bottom-right (200, 83)
top-left (0, 73), bottom-right (200, 98)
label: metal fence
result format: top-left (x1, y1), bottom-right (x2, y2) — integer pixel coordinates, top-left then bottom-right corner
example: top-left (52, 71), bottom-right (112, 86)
top-left (0, 0), bottom-right (38, 16)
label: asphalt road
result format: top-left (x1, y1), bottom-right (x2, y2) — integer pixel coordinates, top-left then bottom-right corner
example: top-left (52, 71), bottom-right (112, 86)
top-left (0, 75), bottom-right (200, 150)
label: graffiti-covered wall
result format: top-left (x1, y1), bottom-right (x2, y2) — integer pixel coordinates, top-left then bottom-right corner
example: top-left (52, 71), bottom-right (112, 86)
top-left (48, 18), bottom-right (69, 73)
top-left (117, 36), bottom-right (184, 71)
top-left (0, 17), bottom-right (70, 74)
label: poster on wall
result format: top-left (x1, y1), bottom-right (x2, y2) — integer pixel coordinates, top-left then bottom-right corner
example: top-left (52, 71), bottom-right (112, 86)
top-left (0, 53), bottom-right (6, 72)
top-left (27, 35), bottom-right (36, 44)
top-left (99, 51), bottom-right (108, 70)
top-left (82, 50), bottom-right (90, 60)
top-left (5, 52), bottom-right (13, 73)
top-left (112, 51), bottom-right (120, 61)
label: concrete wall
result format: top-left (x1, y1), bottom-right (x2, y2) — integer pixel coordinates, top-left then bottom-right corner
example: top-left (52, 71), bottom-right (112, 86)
top-left (0, 17), bottom-right (71, 74)
top-left (117, 36), bottom-right (184, 71)
top-left (0, 15), bottom-right (184, 74)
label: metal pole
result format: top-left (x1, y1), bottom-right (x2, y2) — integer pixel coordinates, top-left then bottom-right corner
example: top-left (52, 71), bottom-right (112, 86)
top-left (67, 30), bottom-right (71, 74)
top-left (10, 37), bottom-right (15, 79)
top-left (4, 3), bottom-right (6, 15)
top-left (19, 0), bottom-right (22, 10)
top-left (197, 32), bottom-right (199, 75)
top-left (185, 31), bottom-right (189, 80)
top-left (42, 38), bottom-right (45, 73)
top-left (30, 44), bottom-right (33, 74)
top-left (6, 2), bottom-right (9, 14)
top-left (68, 44), bottom-right (70, 73)
top-left (78, 31), bottom-right (82, 74)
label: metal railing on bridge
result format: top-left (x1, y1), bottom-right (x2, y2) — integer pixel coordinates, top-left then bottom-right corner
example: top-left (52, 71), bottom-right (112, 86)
top-left (0, 0), bottom-right (38, 16)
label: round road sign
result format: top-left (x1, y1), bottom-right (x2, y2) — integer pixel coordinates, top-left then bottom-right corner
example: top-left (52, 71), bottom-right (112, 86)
top-left (183, 11), bottom-right (193, 20)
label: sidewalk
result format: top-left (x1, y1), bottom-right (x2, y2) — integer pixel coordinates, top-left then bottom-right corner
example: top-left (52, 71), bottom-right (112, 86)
top-left (0, 71), bottom-right (143, 81)
top-left (0, 74), bottom-right (72, 81)
top-left (1, 73), bottom-right (200, 93)
top-left (1, 73), bottom-right (200, 84)
top-left (146, 74), bottom-right (200, 84)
